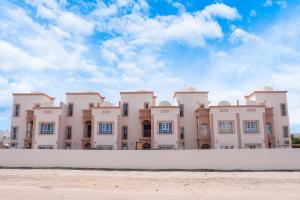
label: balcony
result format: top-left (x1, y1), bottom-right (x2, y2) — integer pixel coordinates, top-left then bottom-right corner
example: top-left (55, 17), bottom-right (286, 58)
top-left (139, 109), bottom-right (151, 121)
top-left (82, 109), bottom-right (92, 122)
top-left (26, 110), bottom-right (34, 123)
top-left (139, 137), bottom-right (151, 143)
top-left (196, 108), bottom-right (209, 119)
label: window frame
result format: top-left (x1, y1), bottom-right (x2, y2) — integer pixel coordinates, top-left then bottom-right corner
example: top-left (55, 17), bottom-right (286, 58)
top-left (123, 102), bottom-right (129, 116)
top-left (98, 122), bottom-right (113, 135)
top-left (66, 126), bottom-right (72, 140)
top-left (39, 122), bottom-right (55, 135)
top-left (179, 104), bottom-right (184, 117)
top-left (67, 103), bottom-right (74, 117)
top-left (243, 120), bottom-right (260, 134)
top-left (122, 126), bottom-right (128, 139)
top-left (280, 103), bottom-right (287, 116)
top-left (13, 104), bottom-right (20, 117)
top-left (158, 122), bottom-right (173, 134)
top-left (11, 126), bottom-right (18, 140)
top-left (282, 126), bottom-right (289, 138)
top-left (218, 120), bottom-right (235, 134)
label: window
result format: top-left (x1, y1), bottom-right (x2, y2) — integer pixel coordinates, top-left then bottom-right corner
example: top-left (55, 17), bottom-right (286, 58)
top-left (34, 103), bottom-right (41, 108)
top-left (68, 103), bottom-right (73, 117)
top-left (97, 145), bottom-right (114, 150)
top-left (218, 121), bottom-right (234, 134)
top-left (220, 145), bottom-right (234, 149)
top-left (180, 127), bottom-right (184, 139)
top-left (13, 104), bottom-right (20, 117)
top-left (280, 103), bottom-right (287, 116)
top-left (122, 142), bottom-right (128, 150)
top-left (266, 123), bottom-right (272, 135)
top-left (11, 127), bottom-right (18, 140)
top-left (284, 140), bottom-right (290, 145)
top-left (244, 121), bottom-right (259, 133)
top-left (283, 126), bottom-right (289, 138)
top-left (99, 123), bottom-right (113, 134)
top-left (122, 126), bottom-right (128, 139)
top-left (38, 145), bottom-right (53, 149)
top-left (199, 104), bottom-right (205, 108)
top-left (65, 143), bottom-right (71, 149)
top-left (89, 103), bottom-right (94, 109)
top-left (123, 103), bottom-right (128, 116)
top-left (10, 143), bottom-right (18, 149)
top-left (40, 123), bottom-right (55, 134)
top-left (201, 123), bottom-right (209, 134)
top-left (144, 102), bottom-right (149, 109)
top-left (66, 126), bottom-right (72, 139)
top-left (179, 104), bottom-right (184, 117)
top-left (159, 145), bottom-right (174, 150)
top-left (159, 122), bottom-right (173, 134)
top-left (245, 144), bottom-right (261, 149)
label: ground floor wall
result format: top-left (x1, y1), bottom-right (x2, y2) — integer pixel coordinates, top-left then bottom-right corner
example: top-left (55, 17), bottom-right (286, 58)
top-left (0, 149), bottom-right (299, 170)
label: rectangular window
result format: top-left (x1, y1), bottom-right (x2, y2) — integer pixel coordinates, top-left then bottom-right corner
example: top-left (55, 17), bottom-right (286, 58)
top-left (244, 121), bottom-right (259, 133)
top-left (144, 102), bottom-right (149, 109)
top-left (180, 127), bottom-right (184, 140)
top-left (11, 127), bottom-right (18, 140)
top-left (97, 145), bottom-right (114, 150)
top-left (220, 145), bottom-right (234, 149)
top-left (280, 103), bottom-right (287, 116)
top-left (122, 142), bottom-right (128, 150)
top-left (39, 123), bottom-right (55, 134)
top-left (122, 126), bottom-right (128, 139)
top-left (14, 104), bottom-right (20, 117)
top-left (179, 104), bottom-right (184, 117)
top-left (283, 126), bottom-right (289, 138)
top-left (266, 123), bottom-right (272, 135)
top-left (38, 145), bottom-right (54, 149)
top-left (123, 103), bottom-right (128, 116)
top-left (218, 121), bottom-right (234, 134)
top-left (66, 126), bottom-right (72, 139)
top-left (10, 143), bottom-right (18, 149)
top-left (65, 143), bottom-right (71, 149)
top-left (159, 122), bottom-right (173, 134)
top-left (99, 123), bottom-right (113, 134)
top-left (245, 144), bottom-right (262, 149)
top-left (201, 123), bottom-right (209, 134)
top-left (89, 103), bottom-right (94, 109)
top-left (68, 103), bottom-right (73, 117)
top-left (159, 145), bottom-right (174, 150)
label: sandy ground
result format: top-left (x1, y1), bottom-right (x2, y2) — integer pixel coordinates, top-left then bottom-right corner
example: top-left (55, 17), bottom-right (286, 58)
top-left (0, 169), bottom-right (300, 200)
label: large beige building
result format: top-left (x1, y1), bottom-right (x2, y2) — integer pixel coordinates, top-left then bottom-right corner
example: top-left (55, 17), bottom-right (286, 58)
top-left (10, 87), bottom-right (291, 150)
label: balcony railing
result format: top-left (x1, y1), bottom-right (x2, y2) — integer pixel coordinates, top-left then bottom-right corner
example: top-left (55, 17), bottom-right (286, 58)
top-left (83, 109), bottom-right (92, 122)
top-left (139, 109), bottom-right (151, 120)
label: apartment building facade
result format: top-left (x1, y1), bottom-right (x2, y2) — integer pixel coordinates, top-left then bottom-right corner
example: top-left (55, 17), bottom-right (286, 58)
top-left (10, 87), bottom-right (291, 150)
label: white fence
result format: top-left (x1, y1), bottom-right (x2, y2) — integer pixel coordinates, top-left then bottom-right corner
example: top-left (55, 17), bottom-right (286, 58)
top-left (0, 149), bottom-right (300, 170)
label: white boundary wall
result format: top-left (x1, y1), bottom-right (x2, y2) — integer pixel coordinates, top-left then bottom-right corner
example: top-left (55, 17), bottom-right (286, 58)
top-left (0, 149), bottom-right (300, 170)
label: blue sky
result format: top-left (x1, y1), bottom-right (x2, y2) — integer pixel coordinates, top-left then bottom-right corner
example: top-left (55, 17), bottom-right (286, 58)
top-left (0, 0), bottom-right (299, 133)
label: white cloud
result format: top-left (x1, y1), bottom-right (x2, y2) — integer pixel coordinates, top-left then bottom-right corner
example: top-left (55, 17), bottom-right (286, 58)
top-left (230, 28), bottom-right (261, 43)
top-left (263, 0), bottom-right (273, 7)
top-left (250, 9), bottom-right (257, 17)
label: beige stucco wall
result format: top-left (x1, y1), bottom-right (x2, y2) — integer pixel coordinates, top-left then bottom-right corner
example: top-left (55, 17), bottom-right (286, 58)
top-left (174, 92), bottom-right (208, 149)
top-left (151, 107), bottom-right (179, 149)
top-left (246, 92), bottom-right (290, 147)
top-left (33, 108), bottom-right (63, 149)
top-left (11, 95), bottom-right (54, 149)
top-left (1, 149), bottom-right (300, 170)
top-left (120, 93), bottom-right (155, 150)
top-left (66, 94), bottom-right (103, 149)
top-left (92, 107), bottom-right (121, 149)
top-left (210, 106), bottom-right (266, 149)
